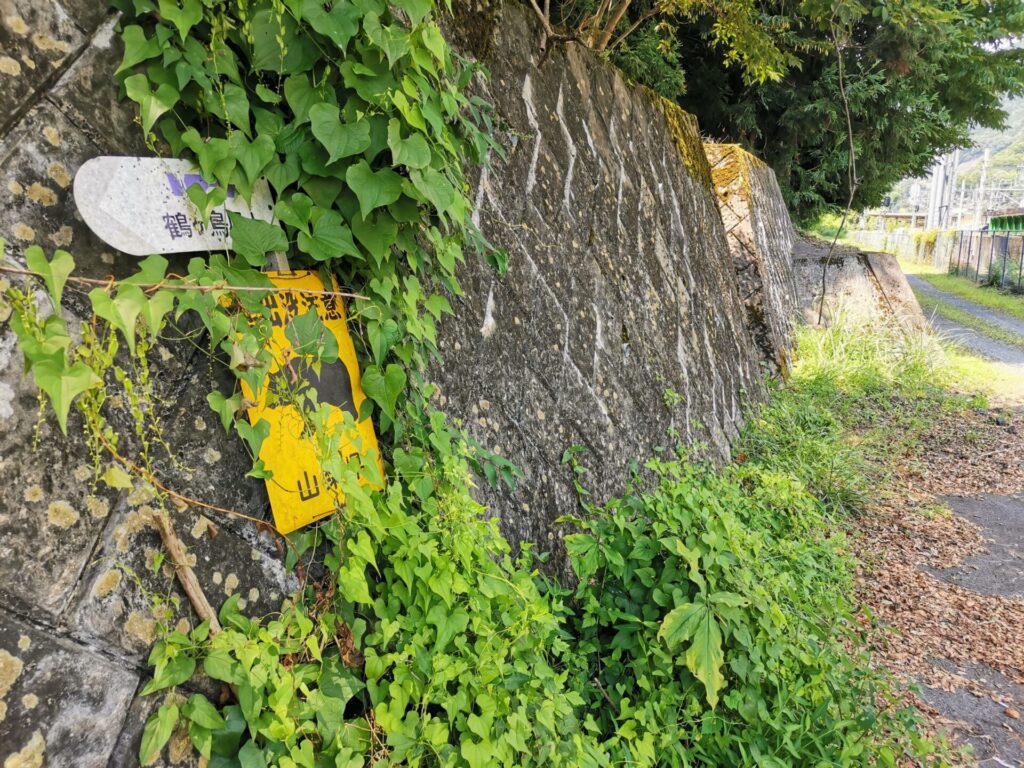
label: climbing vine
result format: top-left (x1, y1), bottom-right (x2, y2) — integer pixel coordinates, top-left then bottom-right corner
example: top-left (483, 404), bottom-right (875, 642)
top-left (0, 0), bottom-right (955, 766)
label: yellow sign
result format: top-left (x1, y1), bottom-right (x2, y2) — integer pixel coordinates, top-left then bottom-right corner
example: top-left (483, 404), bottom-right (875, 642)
top-left (242, 271), bottom-right (382, 534)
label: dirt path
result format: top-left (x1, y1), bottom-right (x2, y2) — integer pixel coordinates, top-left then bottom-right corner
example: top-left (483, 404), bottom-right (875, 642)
top-left (857, 407), bottom-right (1024, 765)
top-left (907, 275), bottom-right (1024, 366)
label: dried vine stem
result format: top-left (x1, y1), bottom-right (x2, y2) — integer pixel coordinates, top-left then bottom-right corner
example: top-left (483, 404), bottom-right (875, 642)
top-left (0, 265), bottom-right (368, 301)
top-left (817, 20), bottom-right (860, 326)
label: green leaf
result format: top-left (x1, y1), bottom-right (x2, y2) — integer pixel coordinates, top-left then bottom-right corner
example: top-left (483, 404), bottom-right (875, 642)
top-left (285, 309), bottom-right (339, 361)
top-left (25, 246), bottom-right (74, 306)
top-left (392, 0), bottom-right (432, 24)
top-left (89, 287), bottom-right (143, 355)
top-left (139, 703), bottom-right (178, 766)
top-left (360, 363), bottom-right (406, 419)
top-left (363, 12), bottom-right (410, 67)
top-left (296, 214), bottom-right (362, 262)
top-left (31, 359), bottom-right (101, 434)
top-left (338, 559), bottom-right (372, 603)
top-left (387, 120), bottom-right (431, 169)
top-left (658, 601), bottom-right (726, 707)
top-left (117, 25), bottom-right (161, 74)
top-left (565, 533), bottom-right (600, 582)
top-left (238, 739), bottom-right (268, 768)
top-left (124, 73), bottom-right (179, 134)
top-left (409, 167), bottom-right (456, 214)
top-left (231, 133), bottom-right (277, 186)
top-left (309, 104), bottom-right (371, 164)
top-left (301, 0), bottom-right (361, 51)
top-left (207, 390), bottom-right (242, 432)
top-left (158, 0), bottom-right (202, 40)
top-left (283, 74), bottom-right (320, 123)
top-left (228, 214), bottom-right (288, 266)
top-left (345, 160), bottom-right (403, 219)
top-left (102, 464), bottom-right (134, 489)
top-left (141, 651), bottom-right (196, 695)
top-left (183, 694), bottom-right (226, 730)
top-left (188, 721), bottom-right (212, 760)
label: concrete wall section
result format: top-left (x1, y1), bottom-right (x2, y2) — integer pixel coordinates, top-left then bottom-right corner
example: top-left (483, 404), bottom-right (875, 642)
top-left (793, 236), bottom-right (926, 331)
top-left (705, 144), bottom-right (798, 374)
top-left (432, 6), bottom-right (766, 562)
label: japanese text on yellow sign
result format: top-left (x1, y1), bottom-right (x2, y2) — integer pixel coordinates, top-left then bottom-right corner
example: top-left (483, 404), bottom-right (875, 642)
top-left (242, 271), bottom-right (382, 534)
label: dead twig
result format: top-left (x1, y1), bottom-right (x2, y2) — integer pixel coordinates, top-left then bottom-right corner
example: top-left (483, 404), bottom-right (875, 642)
top-left (152, 509), bottom-right (223, 634)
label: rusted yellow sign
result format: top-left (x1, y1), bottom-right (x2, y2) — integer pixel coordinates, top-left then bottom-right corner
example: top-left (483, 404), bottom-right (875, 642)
top-left (242, 270), bottom-right (382, 534)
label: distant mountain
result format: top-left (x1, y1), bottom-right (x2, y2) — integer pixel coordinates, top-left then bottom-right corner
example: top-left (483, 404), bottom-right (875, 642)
top-left (956, 97), bottom-right (1024, 185)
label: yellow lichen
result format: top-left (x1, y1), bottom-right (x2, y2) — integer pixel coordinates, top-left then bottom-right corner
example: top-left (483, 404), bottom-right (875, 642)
top-left (175, 618), bottom-right (190, 634)
top-left (49, 225), bottom-right (73, 247)
top-left (85, 495), bottom-right (109, 519)
top-left (20, 54), bottom-right (35, 70)
top-left (7, 181), bottom-right (23, 195)
top-left (22, 485), bottom-right (43, 503)
top-left (93, 569), bottom-right (122, 599)
top-left (0, 648), bottom-right (23, 699)
top-left (17, 636), bottom-right (30, 652)
top-left (124, 612), bottom-right (156, 644)
top-left (41, 126), bottom-right (60, 147)
top-left (31, 33), bottom-right (71, 53)
top-left (46, 500), bottom-right (78, 528)
top-left (0, 56), bottom-right (21, 76)
top-left (190, 515), bottom-right (215, 539)
top-left (21, 693), bottom-right (38, 709)
top-left (12, 224), bottom-right (35, 242)
top-left (660, 97), bottom-right (712, 188)
top-left (5, 15), bottom-right (29, 35)
top-left (223, 573), bottom-right (239, 596)
top-left (113, 507), bottom-right (156, 552)
top-left (73, 465), bottom-right (91, 483)
top-left (47, 162), bottom-right (71, 188)
top-left (127, 484), bottom-right (155, 507)
top-left (203, 447), bottom-right (221, 464)
top-left (4, 731), bottom-right (44, 768)
top-left (26, 182), bottom-right (57, 206)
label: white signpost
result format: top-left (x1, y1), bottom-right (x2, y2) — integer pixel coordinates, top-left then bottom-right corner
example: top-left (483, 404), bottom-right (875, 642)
top-left (73, 156), bottom-right (276, 257)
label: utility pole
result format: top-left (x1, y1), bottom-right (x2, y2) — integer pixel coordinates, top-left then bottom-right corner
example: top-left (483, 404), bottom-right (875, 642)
top-left (974, 148), bottom-right (990, 227)
top-left (942, 149), bottom-right (960, 228)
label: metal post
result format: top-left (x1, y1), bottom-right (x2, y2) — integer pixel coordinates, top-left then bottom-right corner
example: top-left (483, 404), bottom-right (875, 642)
top-left (1017, 234), bottom-right (1024, 292)
top-left (987, 232), bottom-right (997, 283)
top-left (954, 231), bottom-right (964, 274)
top-left (976, 232), bottom-right (985, 282)
top-left (1001, 233), bottom-right (1009, 289)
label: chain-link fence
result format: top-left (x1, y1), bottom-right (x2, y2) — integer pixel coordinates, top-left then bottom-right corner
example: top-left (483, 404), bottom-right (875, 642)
top-left (948, 230), bottom-right (1024, 292)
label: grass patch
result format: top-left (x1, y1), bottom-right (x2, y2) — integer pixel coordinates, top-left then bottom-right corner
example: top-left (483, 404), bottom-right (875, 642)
top-left (915, 292), bottom-right (1024, 350)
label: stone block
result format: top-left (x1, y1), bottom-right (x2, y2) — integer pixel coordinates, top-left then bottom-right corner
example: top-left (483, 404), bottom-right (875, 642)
top-left (0, 0), bottom-right (85, 125)
top-left (0, 325), bottom-right (116, 621)
top-left (0, 610), bottom-right (137, 767)
top-left (68, 489), bottom-right (294, 659)
top-left (49, 14), bottom-right (150, 156)
top-left (0, 99), bottom-right (122, 287)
